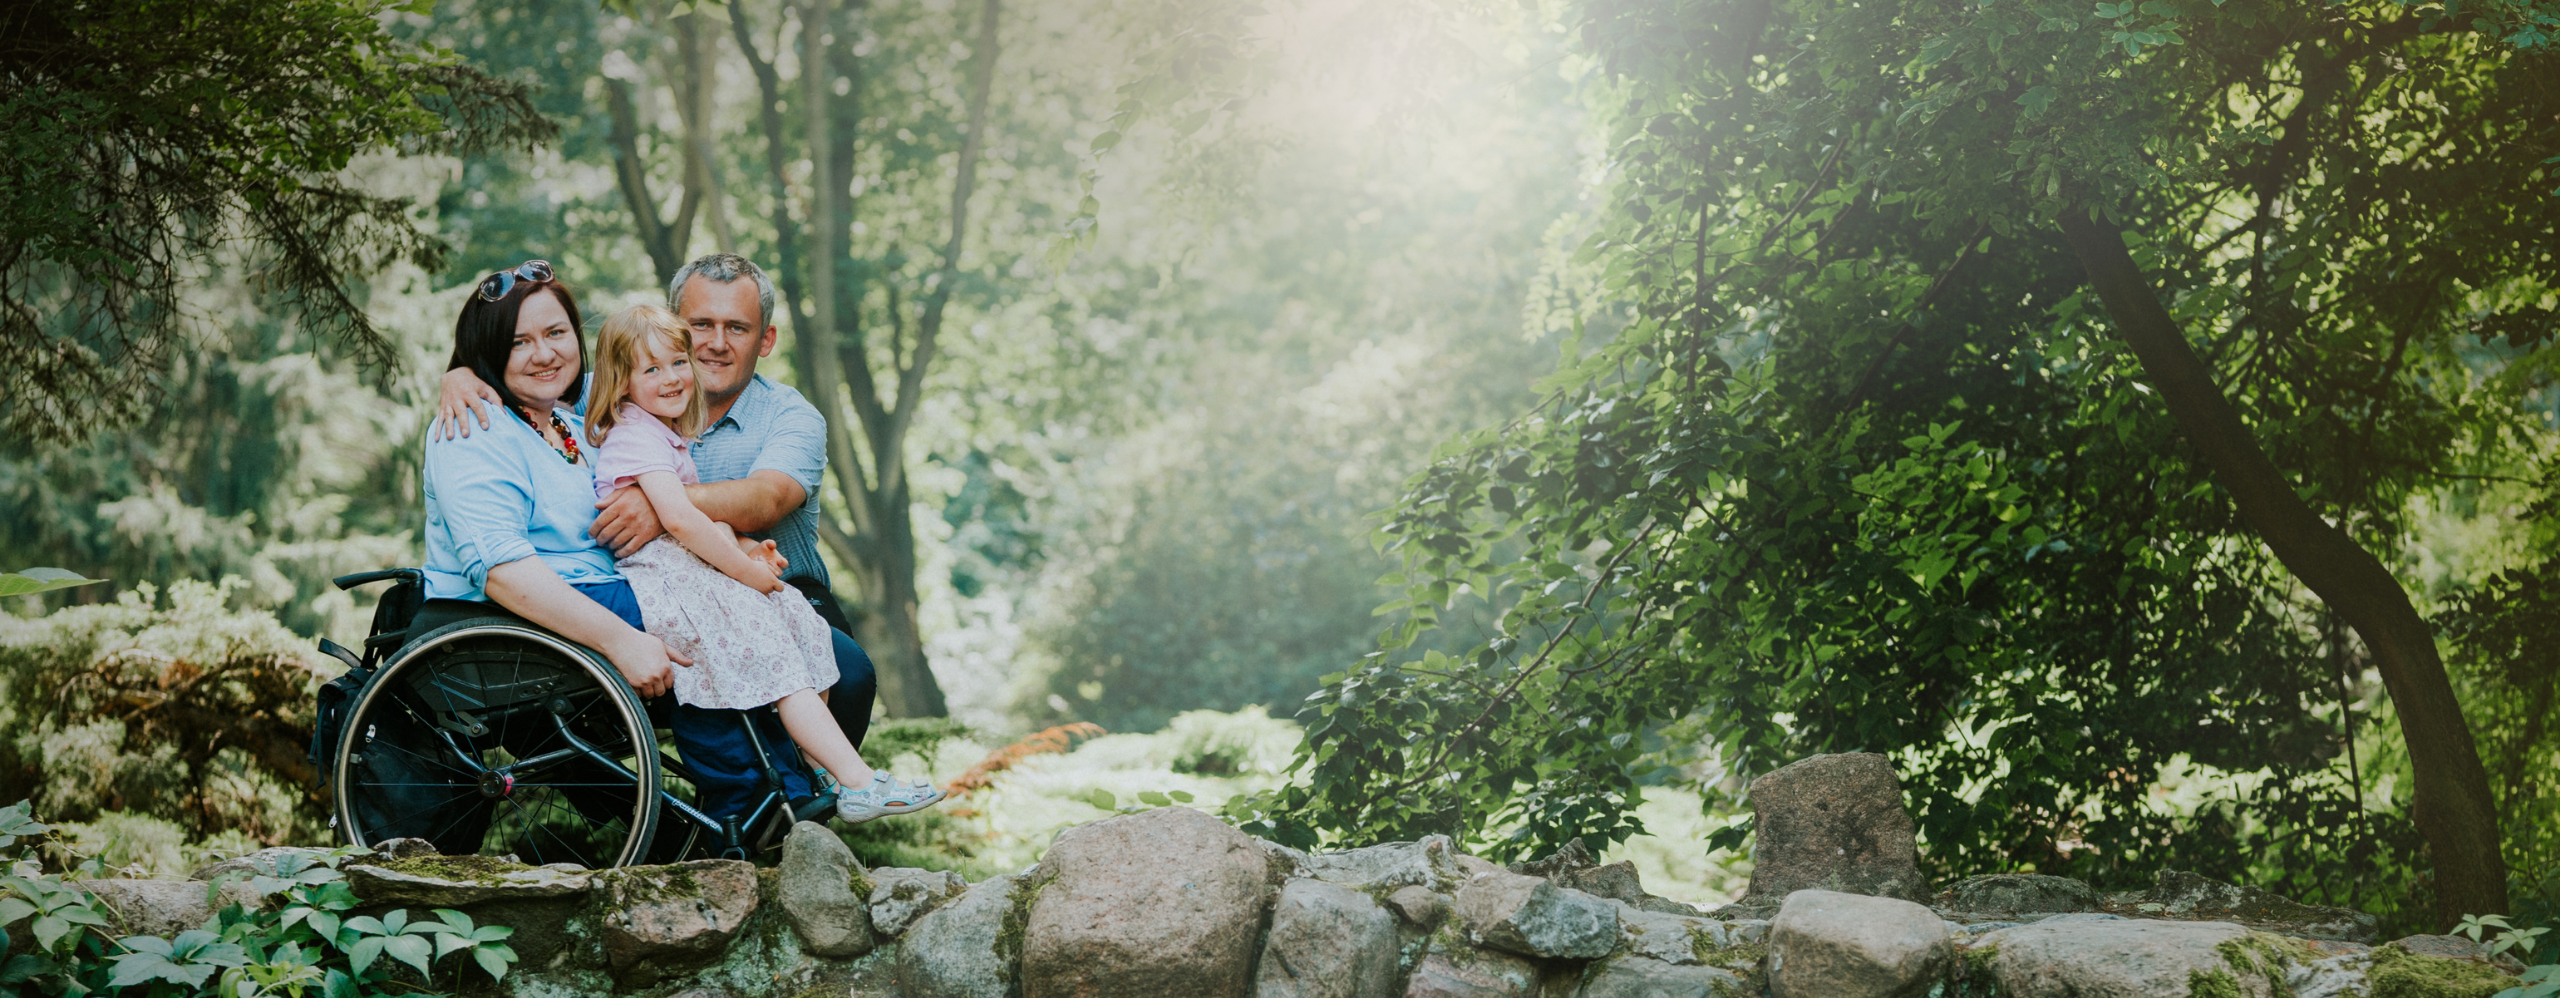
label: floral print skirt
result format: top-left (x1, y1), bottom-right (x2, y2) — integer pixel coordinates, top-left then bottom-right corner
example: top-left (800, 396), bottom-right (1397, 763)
top-left (619, 536), bottom-right (837, 710)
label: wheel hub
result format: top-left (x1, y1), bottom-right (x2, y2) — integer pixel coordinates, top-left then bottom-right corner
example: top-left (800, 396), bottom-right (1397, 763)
top-left (478, 771), bottom-right (515, 799)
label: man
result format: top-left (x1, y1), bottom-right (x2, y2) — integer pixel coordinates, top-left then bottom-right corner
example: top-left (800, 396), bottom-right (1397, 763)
top-left (438, 253), bottom-right (875, 821)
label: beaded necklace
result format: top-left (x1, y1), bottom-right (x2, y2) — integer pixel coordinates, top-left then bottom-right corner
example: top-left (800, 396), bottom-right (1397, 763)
top-left (524, 407), bottom-right (582, 464)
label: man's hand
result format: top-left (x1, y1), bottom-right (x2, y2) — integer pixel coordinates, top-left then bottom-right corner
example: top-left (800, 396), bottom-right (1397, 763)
top-left (738, 536), bottom-right (789, 576)
top-left (593, 485), bottom-right (667, 557)
top-left (603, 631), bottom-right (692, 699)
top-left (435, 367), bottom-right (502, 440)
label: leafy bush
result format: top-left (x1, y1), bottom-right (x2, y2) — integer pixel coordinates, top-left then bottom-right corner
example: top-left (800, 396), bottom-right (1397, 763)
top-left (0, 580), bottom-right (329, 846)
top-left (0, 800), bottom-right (517, 997)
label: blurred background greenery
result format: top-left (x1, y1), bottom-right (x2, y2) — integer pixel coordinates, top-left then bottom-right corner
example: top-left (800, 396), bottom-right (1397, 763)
top-left (2, 0), bottom-right (2555, 947)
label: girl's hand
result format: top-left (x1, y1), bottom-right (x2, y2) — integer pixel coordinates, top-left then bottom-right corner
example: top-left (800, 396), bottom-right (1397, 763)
top-left (737, 537), bottom-right (789, 576)
top-left (732, 561), bottom-right (788, 596)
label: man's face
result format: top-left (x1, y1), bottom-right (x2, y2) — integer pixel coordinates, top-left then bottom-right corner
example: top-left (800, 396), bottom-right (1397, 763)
top-left (676, 274), bottom-right (776, 400)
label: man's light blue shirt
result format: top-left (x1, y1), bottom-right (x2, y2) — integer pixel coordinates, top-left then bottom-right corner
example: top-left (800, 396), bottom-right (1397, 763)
top-left (421, 406), bottom-right (620, 601)
top-left (688, 374), bottom-right (831, 589)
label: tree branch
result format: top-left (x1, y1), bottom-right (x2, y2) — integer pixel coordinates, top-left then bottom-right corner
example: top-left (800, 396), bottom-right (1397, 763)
top-left (879, 0), bottom-right (1001, 501)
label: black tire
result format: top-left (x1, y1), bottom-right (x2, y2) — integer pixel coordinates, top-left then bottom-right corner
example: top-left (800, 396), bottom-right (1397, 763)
top-left (331, 618), bottom-right (661, 869)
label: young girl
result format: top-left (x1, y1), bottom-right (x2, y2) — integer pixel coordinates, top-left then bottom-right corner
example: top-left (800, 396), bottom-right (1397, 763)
top-left (586, 303), bottom-right (944, 825)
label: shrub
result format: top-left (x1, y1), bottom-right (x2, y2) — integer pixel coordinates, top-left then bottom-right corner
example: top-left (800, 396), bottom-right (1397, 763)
top-left (0, 580), bottom-right (330, 845)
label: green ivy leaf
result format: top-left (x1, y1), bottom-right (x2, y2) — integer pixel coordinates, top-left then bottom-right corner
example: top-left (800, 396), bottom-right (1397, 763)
top-left (473, 944), bottom-right (515, 981)
top-left (0, 569), bottom-right (106, 597)
top-left (382, 933), bottom-right (433, 975)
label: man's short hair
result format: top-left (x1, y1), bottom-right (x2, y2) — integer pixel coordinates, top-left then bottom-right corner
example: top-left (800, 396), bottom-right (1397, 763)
top-left (668, 253), bottom-right (778, 328)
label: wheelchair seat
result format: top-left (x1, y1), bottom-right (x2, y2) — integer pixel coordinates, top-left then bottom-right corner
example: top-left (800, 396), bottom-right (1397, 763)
top-left (316, 570), bottom-right (830, 867)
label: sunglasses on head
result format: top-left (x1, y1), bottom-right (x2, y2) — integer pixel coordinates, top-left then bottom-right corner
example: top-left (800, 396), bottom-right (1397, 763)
top-left (476, 260), bottom-right (556, 302)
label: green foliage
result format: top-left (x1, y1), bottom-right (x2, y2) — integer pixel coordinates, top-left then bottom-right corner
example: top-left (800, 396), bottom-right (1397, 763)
top-left (0, 266), bottom-right (442, 636)
top-left (2499, 964), bottom-right (2560, 998)
top-left (2438, 564), bottom-right (2560, 906)
top-left (0, 0), bottom-right (553, 443)
top-left (0, 581), bottom-right (332, 844)
top-left (0, 570), bottom-right (106, 598)
top-left (1255, 0), bottom-right (2560, 922)
top-left (0, 802), bottom-right (515, 997)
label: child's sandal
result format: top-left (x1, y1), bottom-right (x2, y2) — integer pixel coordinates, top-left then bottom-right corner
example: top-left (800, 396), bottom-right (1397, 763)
top-left (834, 772), bottom-right (948, 825)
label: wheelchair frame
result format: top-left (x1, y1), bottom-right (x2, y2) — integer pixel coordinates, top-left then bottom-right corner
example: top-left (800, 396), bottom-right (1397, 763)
top-left (317, 568), bottom-right (827, 865)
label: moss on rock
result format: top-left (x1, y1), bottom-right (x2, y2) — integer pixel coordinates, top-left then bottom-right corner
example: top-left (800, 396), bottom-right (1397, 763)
top-left (1705, 940), bottom-right (1768, 995)
top-left (373, 854), bottom-right (533, 883)
top-left (595, 863), bottom-right (705, 907)
top-left (2367, 945), bottom-right (2521, 998)
top-left (2185, 967), bottom-right (2244, 998)
top-left (2216, 931), bottom-right (2317, 996)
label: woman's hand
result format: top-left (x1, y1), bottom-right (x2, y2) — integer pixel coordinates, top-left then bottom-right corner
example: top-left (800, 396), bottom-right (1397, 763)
top-left (486, 558), bottom-right (692, 699)
top-left (436, 367), bottom-right (503, 440)
top-left (603, 630), bottom-right (693, 698)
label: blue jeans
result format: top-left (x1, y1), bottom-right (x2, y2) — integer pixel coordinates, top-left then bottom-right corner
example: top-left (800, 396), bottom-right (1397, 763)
top-left (572, 580), bottom-right (879, 821)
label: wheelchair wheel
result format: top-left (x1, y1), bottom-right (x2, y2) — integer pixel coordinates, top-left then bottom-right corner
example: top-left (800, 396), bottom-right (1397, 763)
top-left (332, 619), bottom-right (661, 869)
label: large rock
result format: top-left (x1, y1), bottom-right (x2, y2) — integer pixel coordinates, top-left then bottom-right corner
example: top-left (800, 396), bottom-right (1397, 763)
top-left (2287, 951), bottom-right (2372, 998)
top-left (1509, 839), bottom-right (1697, 916)
top-left (898, 874), bottom-right (1022, 998)
top-left (1768, 889), bottom-right (1952, 998)
top-left (1744, 753), bottom-right (1928, 902)
top-left (593, 859), bottom-right (760, 972)
top-left (1388, 886), bottom-right (1455, 931)
top-left (1405, 935), bottom-right (1542, 998)
top-left (1976, 914), bottom-right (2292, 998)
top-left (1614, 900), bottom-right (1737, 965)
top-left (1255, 879), bottom-right (1401, 998)
top-left (1453, 870), bottom-right (1619, 960)
top-left (2146, 871), bottom-right (2378, 942)
top-left (777, 821), bottom-right (874, 958)
top-left (1020, 806), bottom-right (1272, 998)
top-left (188, 846), bottom-right (333, 883)
top-left (1944, 874), bottom-right (2098, 915)
top-left (2388, 934), bottom-right (2526, 973)
top-left (1577, 956), bottom-right (1746, 998)
top-left (84, 879), bottom-right (262, 937)
top-left (1302, 835), bottom-right (1465, 894)
top-left (345, 854), bottom-right (592, 908)
top-left (869, 866), bottom-right (970, 937)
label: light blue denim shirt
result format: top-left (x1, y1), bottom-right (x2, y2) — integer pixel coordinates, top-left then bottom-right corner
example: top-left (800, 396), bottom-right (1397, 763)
top-left (688, 374), bottom-right (831, 588)
top-left (422, 406), bottom-right (621, 601)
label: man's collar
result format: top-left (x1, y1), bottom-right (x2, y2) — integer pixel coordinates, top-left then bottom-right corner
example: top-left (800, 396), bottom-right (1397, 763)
top-left (709, 374), bottom-right (771, 428)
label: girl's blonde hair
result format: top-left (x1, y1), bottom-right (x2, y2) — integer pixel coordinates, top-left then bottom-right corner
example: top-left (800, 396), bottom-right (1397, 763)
top-left (587, 304), bottom-right (709, 446)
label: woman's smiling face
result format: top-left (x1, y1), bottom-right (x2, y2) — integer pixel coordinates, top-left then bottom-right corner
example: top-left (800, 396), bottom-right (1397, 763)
top-left (506, 290), bottom-right (580, 411)
top-left (630, 331), bottom-right (696, 422)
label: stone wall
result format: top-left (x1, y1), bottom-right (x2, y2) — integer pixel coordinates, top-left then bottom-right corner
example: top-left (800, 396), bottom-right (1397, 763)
top-left (78, 756), bottom-right (2528, 997)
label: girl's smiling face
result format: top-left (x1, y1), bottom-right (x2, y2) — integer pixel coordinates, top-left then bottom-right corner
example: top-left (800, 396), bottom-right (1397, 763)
top-left (629, 331), bottom-right (697, 423)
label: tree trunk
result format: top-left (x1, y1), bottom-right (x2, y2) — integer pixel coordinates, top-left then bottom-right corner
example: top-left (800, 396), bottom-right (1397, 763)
top-left (673, 10), bottom-right (733, 252)
top-left (2057, 209), bottom-right (2507, 927)
top-left (734, 0), bottom-right (988, 717)
top-left (846, 479), bottom-right (947, 717)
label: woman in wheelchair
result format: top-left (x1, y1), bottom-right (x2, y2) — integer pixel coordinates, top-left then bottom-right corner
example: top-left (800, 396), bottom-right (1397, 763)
top-left (324, 262), bottom-right (919, 869)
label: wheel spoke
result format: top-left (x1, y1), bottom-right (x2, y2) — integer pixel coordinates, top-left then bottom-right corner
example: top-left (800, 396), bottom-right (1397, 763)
top-left (342, 640), bottom-right (653, 868)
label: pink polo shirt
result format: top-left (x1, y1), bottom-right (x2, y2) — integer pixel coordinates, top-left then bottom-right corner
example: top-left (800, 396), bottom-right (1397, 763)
top-left (592, 402), bottom-right (701, 501)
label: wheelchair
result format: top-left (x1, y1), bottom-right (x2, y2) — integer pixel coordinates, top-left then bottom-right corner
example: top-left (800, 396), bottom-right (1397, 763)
top-left (310, 568), bottom-right (835, 867)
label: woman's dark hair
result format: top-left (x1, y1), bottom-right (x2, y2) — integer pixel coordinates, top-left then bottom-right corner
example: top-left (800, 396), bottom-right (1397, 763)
top-left (446, 275), bottom-right (585, 424)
